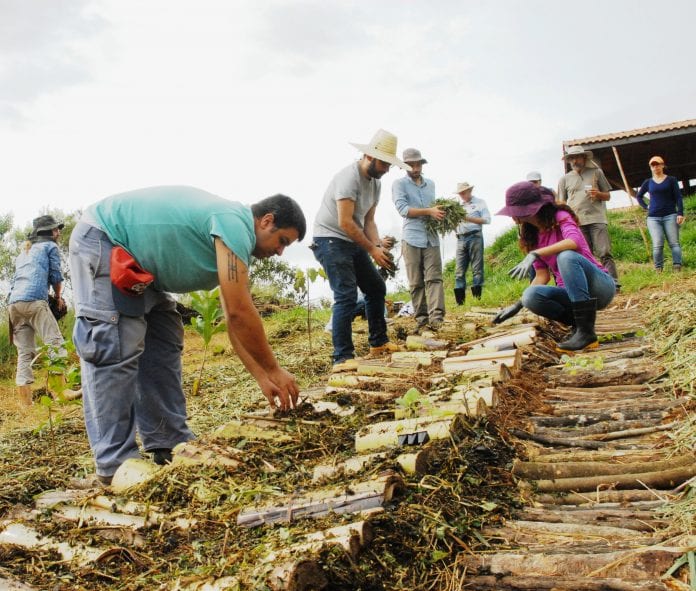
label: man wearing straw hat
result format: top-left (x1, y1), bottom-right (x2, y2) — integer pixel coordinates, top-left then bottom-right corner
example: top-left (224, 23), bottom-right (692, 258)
top-left (312, 129), bottom-right (409, 371)
top-left (558, 145), bottom-right (619, 285)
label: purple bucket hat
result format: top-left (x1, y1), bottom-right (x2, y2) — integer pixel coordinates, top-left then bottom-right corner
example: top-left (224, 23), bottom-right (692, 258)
top-left (496, 181), bottom-right (555, 218)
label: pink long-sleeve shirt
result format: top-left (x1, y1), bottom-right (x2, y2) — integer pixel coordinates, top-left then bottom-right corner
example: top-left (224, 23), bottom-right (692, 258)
top-left (532, 210), bottom-right (607, 288)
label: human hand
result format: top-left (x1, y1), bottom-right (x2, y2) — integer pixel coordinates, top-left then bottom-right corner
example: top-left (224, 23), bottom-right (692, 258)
top-left (429, 206), bottom-right (446, 221)
top-left (260, 367), bottom-right (299, 412)
top-left (371, 245), bottom-right (395, 270)
top-left (508, 252), bottom-right (539, 280)
top-left (493, 301), bottom-right (523, 324)
top-left (381, 235), bottom-right (396, 250)
top-left (677, 215), bottom-right (685, 225)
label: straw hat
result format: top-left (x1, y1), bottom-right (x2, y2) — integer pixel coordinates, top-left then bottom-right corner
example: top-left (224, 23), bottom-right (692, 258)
top-left (350, 129), bottom-right (412, 170)
top-left (563, 145), bottom-right (594, 160)
top-left (455, 182), bottom-right (474, 194)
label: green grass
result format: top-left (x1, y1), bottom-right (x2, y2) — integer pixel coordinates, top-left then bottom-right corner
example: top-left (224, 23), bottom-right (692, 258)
top-left (438, 193), bottom-right (696, 309)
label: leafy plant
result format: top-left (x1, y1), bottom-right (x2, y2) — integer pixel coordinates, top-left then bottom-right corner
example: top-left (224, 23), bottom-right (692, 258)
top-left (396, 387), bottom-right (431, 418)
top-left (560, 354), bottom-right (604, 374)
top-left (189, 288), bottom-right (227, 395)
top-left (424, 198), bottom-right (468, 236)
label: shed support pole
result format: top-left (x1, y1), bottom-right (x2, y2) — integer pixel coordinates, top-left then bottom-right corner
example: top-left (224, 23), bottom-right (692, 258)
top-left (611, 145), bottom-right (651, 259)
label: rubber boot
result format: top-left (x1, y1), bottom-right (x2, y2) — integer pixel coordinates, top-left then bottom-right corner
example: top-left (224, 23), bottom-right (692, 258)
top-left (471, 285), bottom-right (482, 299)
top-left (454, 288), bottom-right (466, 306)
top-left (556, 299), bottom-right (598, 352)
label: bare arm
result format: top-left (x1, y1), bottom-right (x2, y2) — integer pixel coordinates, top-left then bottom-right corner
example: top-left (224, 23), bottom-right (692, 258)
top-left (215, 238), bottom-right (298, 411)
top-left (337, 199), bottom-right (392, 268)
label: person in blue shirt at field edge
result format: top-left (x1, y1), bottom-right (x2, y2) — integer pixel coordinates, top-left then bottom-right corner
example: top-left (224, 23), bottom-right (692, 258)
top-left (68, 187), bottom-right (306, 487)
top-left (392, 147), bottom-right (446, 332)
top-left (8, 215), bottom-right (68, 407)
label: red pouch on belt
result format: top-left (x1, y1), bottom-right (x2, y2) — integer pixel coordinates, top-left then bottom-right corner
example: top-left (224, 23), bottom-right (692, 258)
top-left (110, 246), bottom-right (155, 316)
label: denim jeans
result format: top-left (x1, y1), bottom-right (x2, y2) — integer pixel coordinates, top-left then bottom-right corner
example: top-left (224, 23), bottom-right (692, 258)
top-left (312, 237), bottom-right (388, 363)
top-left (454, 233), bottom-right (484, 290)
top-left (646, 214), bottom-right (682, 269)
top-left (521, 250), bottom-right (616, 321)
top-left (69, 222), bottom-right (194, 478)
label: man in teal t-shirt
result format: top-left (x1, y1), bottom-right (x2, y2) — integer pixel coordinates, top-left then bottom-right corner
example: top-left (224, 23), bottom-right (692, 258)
top-left (69, 186), bottom-right (306, 486)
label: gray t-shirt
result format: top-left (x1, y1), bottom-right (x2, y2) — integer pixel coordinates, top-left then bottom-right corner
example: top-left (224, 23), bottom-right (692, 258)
top-left (313, 161), bottom-right (381, 241)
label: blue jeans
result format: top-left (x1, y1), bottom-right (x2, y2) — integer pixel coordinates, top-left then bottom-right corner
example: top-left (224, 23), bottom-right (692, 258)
top-left (69, 222), bottom-right (194, 478)
top-left (454, 233), bottom-right (484, 290)
top-left (646, 214), bottom-right (682, 269)
top-left (521, 250), bottom-right (616, 321)
top-left (312, 237), bottom-right (388, 363)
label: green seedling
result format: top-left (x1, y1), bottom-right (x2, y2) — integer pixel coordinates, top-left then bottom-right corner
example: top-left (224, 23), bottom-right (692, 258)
top-left (189, 287), bottom-right (227, 395)
top-left (293, 267), bottom-right (327, 353)
top-left (395, 387), bottom-right (432, 419)
top-left (560, 354), bottom-right (604, 375)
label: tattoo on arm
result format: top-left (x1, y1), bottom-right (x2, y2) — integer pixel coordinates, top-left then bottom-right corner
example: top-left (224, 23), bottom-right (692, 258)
top-left (227, 253), bottom-right (239, 282)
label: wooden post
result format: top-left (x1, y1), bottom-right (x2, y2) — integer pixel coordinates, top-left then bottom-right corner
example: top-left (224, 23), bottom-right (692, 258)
top-left (611, 145), bottom-right (651, 258)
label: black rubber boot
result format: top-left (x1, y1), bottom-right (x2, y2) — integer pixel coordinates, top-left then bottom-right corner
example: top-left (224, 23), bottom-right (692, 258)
top-left (471, 285), bottom-right (482, 299)
top-left (556, 299), bottom-right (598, 352)
top-left (454, 288), bottom-right (466, 305)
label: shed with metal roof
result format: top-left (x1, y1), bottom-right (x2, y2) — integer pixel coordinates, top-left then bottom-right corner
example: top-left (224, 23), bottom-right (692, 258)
top-left (563, 118), bottom-right (696, 194)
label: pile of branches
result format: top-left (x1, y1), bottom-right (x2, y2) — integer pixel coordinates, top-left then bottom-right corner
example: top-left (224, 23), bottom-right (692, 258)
top-left (424, 198), bottom-right (468, 237)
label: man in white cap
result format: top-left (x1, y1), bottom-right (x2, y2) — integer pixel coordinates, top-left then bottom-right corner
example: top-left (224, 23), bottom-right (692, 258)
top-left (453, 182), bottom-right (491, 304)
top-left (312, 129), bottom-right (408, 371)
top-left (557, 145), bottom-right (619, 284)
top-left (392, 147), bottom-right (446, 332)
top-left (526, 171), bottom-right (558, 198)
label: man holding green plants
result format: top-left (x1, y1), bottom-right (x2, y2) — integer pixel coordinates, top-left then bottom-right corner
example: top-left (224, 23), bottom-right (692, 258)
top-left (69, 187), bottom-right (306, 486)
top-left (392, 147), bottom-right (446, 332)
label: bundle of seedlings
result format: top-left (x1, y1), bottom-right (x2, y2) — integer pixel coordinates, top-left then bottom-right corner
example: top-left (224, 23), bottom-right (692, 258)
top-left (423, 198), bottom-right (468, 236)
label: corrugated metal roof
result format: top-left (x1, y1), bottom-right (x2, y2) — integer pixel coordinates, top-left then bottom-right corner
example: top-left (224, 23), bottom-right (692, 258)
top-left (564, 118), bottom-right (696, 147)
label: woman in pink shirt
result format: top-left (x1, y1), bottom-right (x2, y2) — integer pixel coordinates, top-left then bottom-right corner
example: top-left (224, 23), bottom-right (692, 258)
top-left (493, 181), bottom-right (616, 352)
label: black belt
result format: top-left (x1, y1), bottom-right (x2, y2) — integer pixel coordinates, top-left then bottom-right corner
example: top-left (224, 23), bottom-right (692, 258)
top-left (457, 231), bottom-right (481, 238)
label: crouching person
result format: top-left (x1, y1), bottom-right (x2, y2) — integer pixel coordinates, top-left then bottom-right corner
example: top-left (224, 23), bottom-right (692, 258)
top-left (493, 181), bottom-right (615, 352)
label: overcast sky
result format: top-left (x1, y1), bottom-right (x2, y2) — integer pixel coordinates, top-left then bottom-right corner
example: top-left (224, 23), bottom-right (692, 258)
top-left (2, 0), bottom-right (695, 286)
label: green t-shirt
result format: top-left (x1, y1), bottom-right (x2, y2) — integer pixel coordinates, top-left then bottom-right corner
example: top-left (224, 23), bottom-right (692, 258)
top-left (91, 186), bottom-right (255, 293)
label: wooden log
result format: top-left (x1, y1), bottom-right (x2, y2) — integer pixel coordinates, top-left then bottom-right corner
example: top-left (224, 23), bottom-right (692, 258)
top-left (455, 545), bottom-right (681, 582)
top-left (482, 520), bottom-right (648, 544)
top-left (547, 399), bottom-right (679, 416)
top-left (459, 575), bottom-right (669, 590)
top-left (463, 326), bottom-right (537, 352)
top-left (326, 374), bottom-right (405, 388)
top-left (393, 389), bottom-right (492, 419)
top-left (236, 472), bottom-right (404, 527)
top-left (548, 359), bottom-right (663, 387)
top-left (389, 351), bottom-right (445, 366)
top-left (356, 359), bottom-right (420, 377)
top-left (530, 464), bottom-right (696, 493)
top-left (312, 449), bottom-right (432, 481)
top-left (513, 454), bottom-right (694, 480)
top-left (580, 422), bottom-right (677, 441)
top-left (510, 428), bottom-right (607, 450)
top-left (355, 415), bottom-right (465, 452)
top-left (405, 334), bottom-right (449, 351)
top-left (267, 559), bottom-right (327, 591)
top-left (545, 384), bottom-right (655, 395)
top-left (534, 489), bottom-right (671, 505)
top-left (515, 507), bottom-right (669, 532)
top-left (529, 410), bottom-right (670, 428)
top-left (533, 419), bottom-right (668, 437)
top-left (524, 448), bottom-right (668, 463)
top-left (442, 351), bottom-right (519, 375)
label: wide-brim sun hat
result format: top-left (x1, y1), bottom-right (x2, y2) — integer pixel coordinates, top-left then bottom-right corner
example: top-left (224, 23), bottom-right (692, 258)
top-left (402, 147), bottom-right (427, 164)
top-left (350, 129), bottom-right (412, 171)
top-left (32, 214), bottom-right (65, 233)
top-left (563, 145), bottom-right (594, 160)
top-left (454, 182), bottom-right (474, 194)
top-left (496, 181), bottom-right (555, 218)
